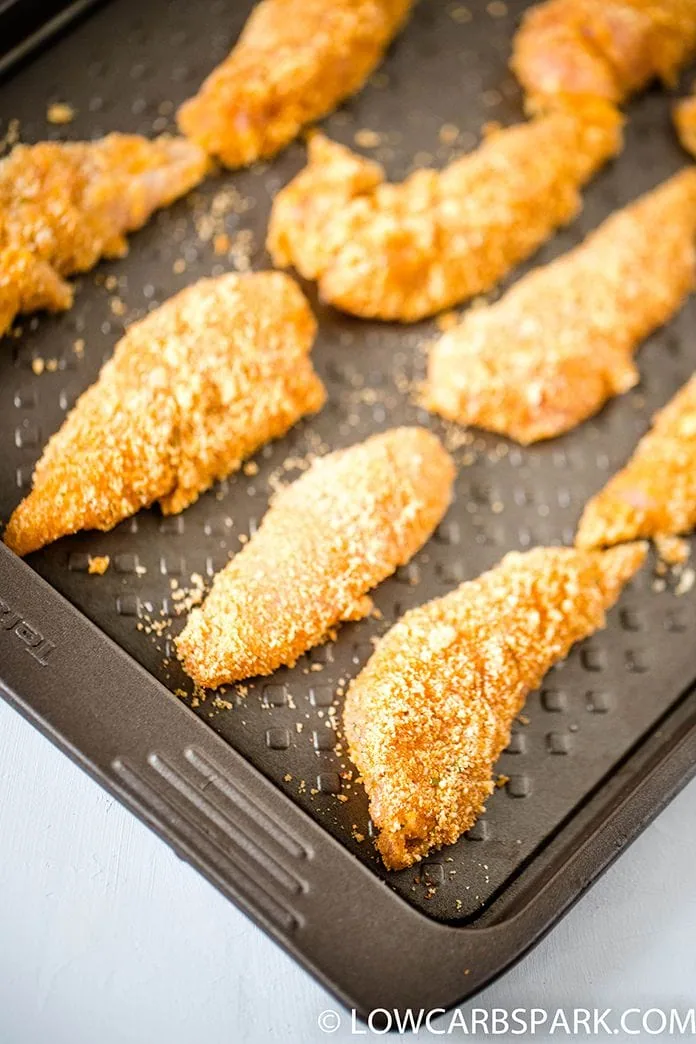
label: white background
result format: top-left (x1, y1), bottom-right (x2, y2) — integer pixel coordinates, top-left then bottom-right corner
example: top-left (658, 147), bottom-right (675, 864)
top-left (1, 696), bottom-right (695, 1044)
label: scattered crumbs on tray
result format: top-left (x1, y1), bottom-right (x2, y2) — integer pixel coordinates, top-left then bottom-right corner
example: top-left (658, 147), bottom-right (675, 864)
top-left (440, 421), bottom-right (476, 456)
top-left (30, 356), bottom-right (59, 375)
top-left (46, 101), bottom-right (75, 125)
top-left (267, 451), bottom-right (319, 495)
top-left (188, 186), bottom-right (254, 269)
top-left (73, 338), bottom-right (85, 358)
top-left (87, 554), bottom-right (110, 575)
top-left (168, 572), bottom-right (206, 614)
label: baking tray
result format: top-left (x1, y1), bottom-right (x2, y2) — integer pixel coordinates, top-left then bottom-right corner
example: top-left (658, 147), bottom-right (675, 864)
top-left (1, 0), bottom-right (696, 1017)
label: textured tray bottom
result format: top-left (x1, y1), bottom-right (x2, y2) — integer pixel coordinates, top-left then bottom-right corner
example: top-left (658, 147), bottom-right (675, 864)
top-left (0, 0), bottom-right (695, 923)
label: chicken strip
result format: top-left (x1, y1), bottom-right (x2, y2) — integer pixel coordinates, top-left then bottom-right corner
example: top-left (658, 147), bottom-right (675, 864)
top-left (424, 168), bottom-right (696, 444)
top-left (0, 134), bottom-right (207, 339)
top-left (177, 0), bottom-right (414, 168)
top-left (576, 374), bottom-right (696, 549)
top-left (512, 0), bottom-right (696, 112)
top-left (267, 104), bottom-right (622, 322)
top-left (344, 542), bottom-right (646, 870)
top-left (675, 94), bottom-right (696, 157)
top-left (3, 273), bottom-right (325, 557)
top-left (176, 428), bottom-right (455, 687)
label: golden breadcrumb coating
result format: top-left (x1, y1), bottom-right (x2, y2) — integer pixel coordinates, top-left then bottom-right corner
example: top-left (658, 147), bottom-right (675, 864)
top-left (512, 0), bottom-right (696, 111)
top-left (0, 134), bottom-right (207, 339)
top-left (675, 94), bottom-right (696, 157)
top-left (176, 428), bottom-right (455, 687)
top-left (425, 169), bottom-right (696, 444)
top-left (576, 374), bottom-right (696, 549)
top-left (344, 542), bottom-right (647, 870)
top-left (177, 0), bottom-right (414, 168)
top-left (267, 105), bottom-right (622, 322)
top-left (3, 273), bottom-right (325, 557)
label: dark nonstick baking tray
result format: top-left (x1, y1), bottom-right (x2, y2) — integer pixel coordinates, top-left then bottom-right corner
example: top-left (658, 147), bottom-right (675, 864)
top-left (1, 0), bottom-right (696, 1017)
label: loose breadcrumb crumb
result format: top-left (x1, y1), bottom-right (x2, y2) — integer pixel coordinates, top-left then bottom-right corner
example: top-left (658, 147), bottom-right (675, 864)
top-left (47, 102), bottom-right (75, 125)
top-left (87, 554), bottom-right (110, 575)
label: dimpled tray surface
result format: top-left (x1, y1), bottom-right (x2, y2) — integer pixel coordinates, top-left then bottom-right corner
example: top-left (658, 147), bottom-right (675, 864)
top-left (0, 0), bottom-right (695, 924)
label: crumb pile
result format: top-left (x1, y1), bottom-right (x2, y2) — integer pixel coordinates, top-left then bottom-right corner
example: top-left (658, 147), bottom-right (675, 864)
top-left (176, 427), bottom-right (455, 688)
top-left (576, 374), bottom-right (696, 549)
top-left (344, 542), bottom-right (647, 870)
top-left (267, 104), bottom-right (622, 322)
top-left (0, 133), bottom-right (207, 338)
top-left (177, 0), bottom-right (414, 167)
top-left (424, 169), bottom-right (696, 443)
top-left (3, 272), bottom-right (325, 556)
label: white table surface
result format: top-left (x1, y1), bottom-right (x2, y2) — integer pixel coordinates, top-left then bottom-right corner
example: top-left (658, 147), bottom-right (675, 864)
top-left (1, 695), bottom-right (695, 1044)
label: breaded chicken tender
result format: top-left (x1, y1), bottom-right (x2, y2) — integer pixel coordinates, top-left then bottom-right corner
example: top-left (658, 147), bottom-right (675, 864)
top-left (177, 0), bottom-right (414, 168)
top-left (3, 273), bottom-right (325, 557)
top-left (512, 0), bottom-right (696, 111)
top-left (344, 542), bottom-right (647, 870)
top-left (675, 93), bottom-right (696, 157)
top-left (176, 428), bottom-right (455, 687)
top-left (424, 169), bottom-right (696, 444)
top-left (576, 374), bottom-right (696, 549)
top-left (0, 134), bottom-right (207, 339)
top-left (267, 104), bottom-right (622, 322)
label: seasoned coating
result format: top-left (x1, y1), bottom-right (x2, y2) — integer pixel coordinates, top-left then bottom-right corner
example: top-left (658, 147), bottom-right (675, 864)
top-left (177, 0), bottom-right (414, 168)
top-left (3, 273), bottom-right (325, 557)
top-left (675, 94), bottom-right (696, 157)
top-left (344, 543), bottom-right (647, 870)
top-left (0, 134), bottom-right (207, 339)
top-left (267, 105), bottom-right (622, 322)
top-left (512, 0), bottom-right (696, 111)
top-left (576, 374), bottom-right (696, 549)
top-left (176, 428), bottom-right (455, 687)
top-left (425, 169), bottom-right (696, 444)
